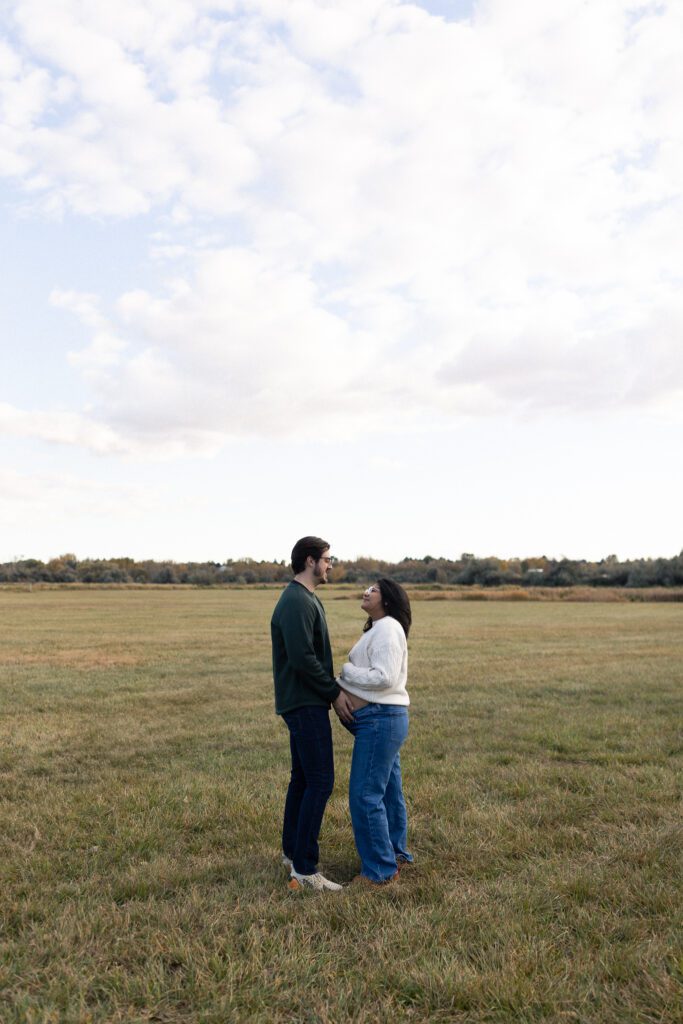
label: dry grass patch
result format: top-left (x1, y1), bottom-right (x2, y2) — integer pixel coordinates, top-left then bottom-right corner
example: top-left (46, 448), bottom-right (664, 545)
top-left (0, 590), bottom-right (681, 1023)
top-left (2, 648), bottom-right (143, 669)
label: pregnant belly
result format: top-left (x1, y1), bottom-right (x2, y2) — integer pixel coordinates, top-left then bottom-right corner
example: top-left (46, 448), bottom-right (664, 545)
top-left (344, 690), bottom-right (369, 710)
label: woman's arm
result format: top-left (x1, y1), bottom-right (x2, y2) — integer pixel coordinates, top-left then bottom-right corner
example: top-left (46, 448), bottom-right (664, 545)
top-left (340, 637), bottom-right (403, 691)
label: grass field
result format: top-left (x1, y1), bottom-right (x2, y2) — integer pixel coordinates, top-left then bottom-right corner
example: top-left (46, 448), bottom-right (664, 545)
top-left (1, 588), bottom-right (681, 1023)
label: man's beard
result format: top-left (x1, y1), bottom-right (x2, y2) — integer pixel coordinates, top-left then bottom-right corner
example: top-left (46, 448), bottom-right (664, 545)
top-left (313, 565), bottom-right (328, 584)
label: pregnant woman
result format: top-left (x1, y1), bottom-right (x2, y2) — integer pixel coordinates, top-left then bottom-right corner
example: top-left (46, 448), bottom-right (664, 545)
top-left (337, 578), bottom-right (414, 885)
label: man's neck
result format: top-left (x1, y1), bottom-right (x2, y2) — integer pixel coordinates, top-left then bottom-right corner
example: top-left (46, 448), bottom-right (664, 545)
top-left (293, 572), bottom-right (317, 593)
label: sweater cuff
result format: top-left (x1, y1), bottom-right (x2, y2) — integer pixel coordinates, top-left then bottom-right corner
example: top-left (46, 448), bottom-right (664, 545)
top-left (341, 663), bottom-right (363, 684)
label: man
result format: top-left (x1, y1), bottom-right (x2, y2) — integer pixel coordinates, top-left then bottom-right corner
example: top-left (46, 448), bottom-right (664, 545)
top-left (271, 536), bottom-right (354, 891)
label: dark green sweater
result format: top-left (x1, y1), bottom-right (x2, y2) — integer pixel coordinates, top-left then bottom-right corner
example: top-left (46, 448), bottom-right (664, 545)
top-left (271, 581), bottom-right (341, 714)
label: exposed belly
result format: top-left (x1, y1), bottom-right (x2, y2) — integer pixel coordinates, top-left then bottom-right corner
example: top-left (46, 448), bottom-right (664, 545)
top-left (344, 690), bottom-right (370, 710)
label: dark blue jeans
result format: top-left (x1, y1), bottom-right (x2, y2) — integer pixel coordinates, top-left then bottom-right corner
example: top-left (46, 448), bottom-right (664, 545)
top-left (281, 705), bottom-right (335, 875)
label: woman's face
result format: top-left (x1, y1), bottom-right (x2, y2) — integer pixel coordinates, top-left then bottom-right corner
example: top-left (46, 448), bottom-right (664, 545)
top-left (361, 582), bottom-right (385, 619)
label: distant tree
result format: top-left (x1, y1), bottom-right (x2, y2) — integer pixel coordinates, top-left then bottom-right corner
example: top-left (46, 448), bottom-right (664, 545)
top-left (155, 565), bottom-right (178, 584)
top-left (2, 550), bottom-right (682, 589)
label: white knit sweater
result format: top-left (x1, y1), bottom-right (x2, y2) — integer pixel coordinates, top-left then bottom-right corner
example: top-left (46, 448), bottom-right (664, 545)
top-left (339, 615), bottom-right (409, 705)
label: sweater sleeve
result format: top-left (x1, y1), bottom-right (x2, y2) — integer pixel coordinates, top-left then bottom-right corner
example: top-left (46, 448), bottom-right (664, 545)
top-left (340, 634), bottom-right (403, 691)
top-left (278, 597), bottom-right (340, 703)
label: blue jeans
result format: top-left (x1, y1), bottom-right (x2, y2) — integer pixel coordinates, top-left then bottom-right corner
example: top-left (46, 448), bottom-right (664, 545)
top-left (281, 705), bottom-right (335, 875)
top-left (344, 704), bottom-right (412, 882)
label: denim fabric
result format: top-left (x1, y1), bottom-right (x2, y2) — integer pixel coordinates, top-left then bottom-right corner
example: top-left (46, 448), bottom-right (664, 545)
top-left (281, 705), bottom-right (335, 875)
top-left (344, 703), bottom-right (412, 882)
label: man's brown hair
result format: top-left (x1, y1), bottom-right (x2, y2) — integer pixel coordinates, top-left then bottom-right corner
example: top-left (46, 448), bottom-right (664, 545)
top-left (291, 536), bottom-right (330, 574)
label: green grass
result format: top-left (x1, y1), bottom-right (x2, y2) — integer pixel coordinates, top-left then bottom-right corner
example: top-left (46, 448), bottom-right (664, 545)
top-left (1, 589), bottom-right (681, 1023)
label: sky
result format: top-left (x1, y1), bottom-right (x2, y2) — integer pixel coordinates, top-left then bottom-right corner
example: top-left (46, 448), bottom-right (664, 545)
top-left (1, 0), bottom-right (681, 564)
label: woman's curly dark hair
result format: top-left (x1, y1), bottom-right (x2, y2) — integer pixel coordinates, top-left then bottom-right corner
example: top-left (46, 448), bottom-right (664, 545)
top-left (363, 577), bottom-right (412, 638)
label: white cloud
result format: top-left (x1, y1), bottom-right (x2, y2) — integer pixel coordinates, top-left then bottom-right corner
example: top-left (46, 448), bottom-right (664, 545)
top-left (2, 0), bottom-right (257, 215)
top-left (1, 0), bottom-right (681, 454)
top-left (0, 466), bottom-right (159, 553)
top-left (0, 401), bottom-right (128, 453)
top-left (53, 248), bottom-right (394, 446)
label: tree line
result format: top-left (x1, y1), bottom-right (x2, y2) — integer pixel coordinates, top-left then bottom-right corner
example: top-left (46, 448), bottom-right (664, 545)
top-left (2, 552), bottom-right (683, 587)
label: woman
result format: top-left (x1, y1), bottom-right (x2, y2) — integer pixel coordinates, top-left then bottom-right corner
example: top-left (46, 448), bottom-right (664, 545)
top-left (338, 578), bottom-right (414, 885)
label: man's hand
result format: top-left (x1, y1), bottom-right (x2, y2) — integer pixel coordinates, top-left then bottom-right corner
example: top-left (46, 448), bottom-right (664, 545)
top-left (332, 690), bottom-right (354, 724)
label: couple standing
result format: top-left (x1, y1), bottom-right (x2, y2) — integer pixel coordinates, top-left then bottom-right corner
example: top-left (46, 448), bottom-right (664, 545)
top-left (271, 535), bottom-right (414, 891)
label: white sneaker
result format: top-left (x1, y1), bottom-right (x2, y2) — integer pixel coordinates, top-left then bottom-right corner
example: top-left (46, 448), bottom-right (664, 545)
top-left (288, 870), bottom-right (343, 892)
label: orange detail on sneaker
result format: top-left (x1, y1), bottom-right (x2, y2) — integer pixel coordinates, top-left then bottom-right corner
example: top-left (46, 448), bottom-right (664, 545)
top-left (288, 871), bottom-right (343, 892)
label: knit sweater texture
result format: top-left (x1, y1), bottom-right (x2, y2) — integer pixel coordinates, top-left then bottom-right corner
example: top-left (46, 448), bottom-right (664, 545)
top-left (271, 581), bottom-right (340, 714)
top-left (339, 615), bottom-right (409, 705)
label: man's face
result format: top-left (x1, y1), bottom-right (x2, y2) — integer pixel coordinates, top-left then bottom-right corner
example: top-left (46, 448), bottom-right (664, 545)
top-left (312, 549), bottom-right (333, 585)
